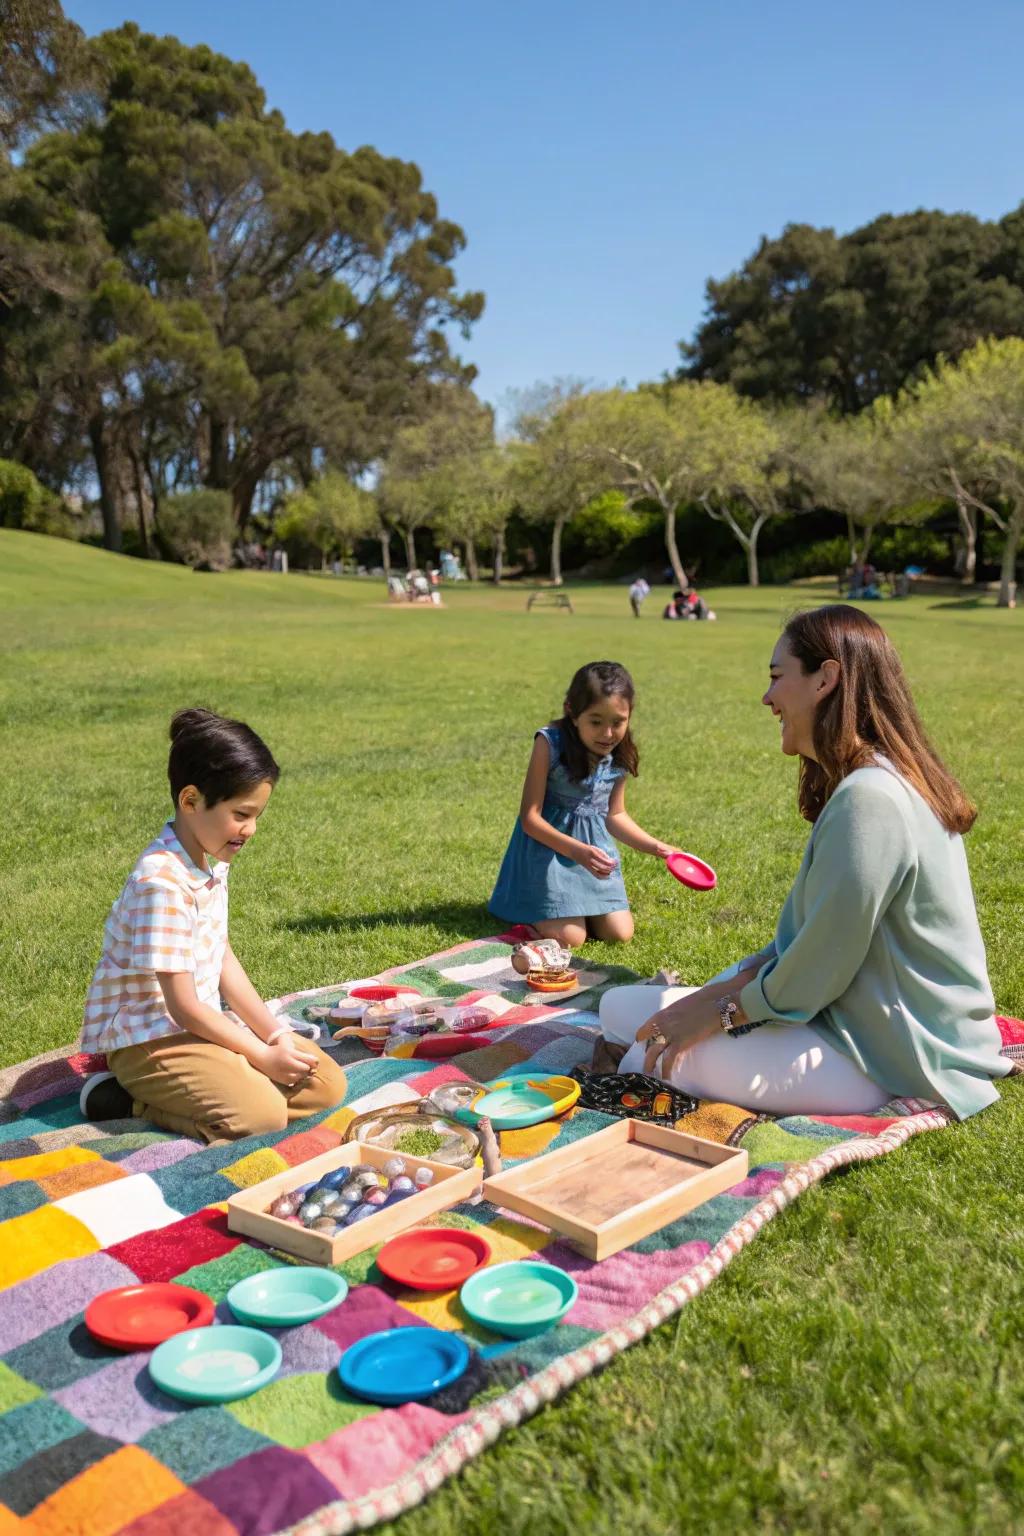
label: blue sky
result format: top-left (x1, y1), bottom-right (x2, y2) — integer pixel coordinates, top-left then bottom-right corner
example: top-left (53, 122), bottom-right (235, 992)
top-left (66, 0), bottom-right (1024, 413)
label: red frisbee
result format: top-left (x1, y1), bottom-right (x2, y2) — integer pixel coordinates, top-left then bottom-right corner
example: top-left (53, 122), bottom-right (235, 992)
top-left (85, 1283), bottom-right (215, 1351)
top-left (665, 851), bottom-right (718, 890)
top-left (376, 1229), bottom-right (491, 1291)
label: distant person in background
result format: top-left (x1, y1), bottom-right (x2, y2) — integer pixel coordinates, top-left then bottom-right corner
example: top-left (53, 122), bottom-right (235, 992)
top-left (662, 590), bottom-right (687, 620)
top-left (628, 577), bottom-right (651, 618)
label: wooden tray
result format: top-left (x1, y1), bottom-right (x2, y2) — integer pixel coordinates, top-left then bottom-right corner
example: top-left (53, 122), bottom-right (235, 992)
top-left (226, 1141), bottom-right (481, 1266)
top-left (481, 1119), bottom-right (748, 1261)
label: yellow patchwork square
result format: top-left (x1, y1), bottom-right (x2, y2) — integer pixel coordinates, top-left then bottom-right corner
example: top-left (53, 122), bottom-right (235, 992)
top-left (0, 1147), bottom-right (100, 1186)
top-left (26, 1445), bottom-right (186, 1536)
top-left (220, 1148), bottom-right (289, 1189)
top-left (0, 1205), bottom-right (99, 1290)
top-left (320, 1105), bottom-right (356, 1135)
top-left (0, 1502), bottom-right (23, 1535)
top-left (0, 1361), bottom-right (42, 1414)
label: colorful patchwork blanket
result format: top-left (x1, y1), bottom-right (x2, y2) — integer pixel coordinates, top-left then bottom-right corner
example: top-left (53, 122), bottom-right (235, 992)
top-left (1, 936), bottom-right (1021, 1536)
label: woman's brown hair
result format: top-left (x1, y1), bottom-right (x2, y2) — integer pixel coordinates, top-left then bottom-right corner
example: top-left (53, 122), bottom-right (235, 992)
top-left (782, 605), bottom-right (976, 833)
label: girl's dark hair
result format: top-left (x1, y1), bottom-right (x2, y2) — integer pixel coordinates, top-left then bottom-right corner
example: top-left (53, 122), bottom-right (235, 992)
top-left (782, 605), bottom-right (976, 833)
top-left (554, 661), bottom-right (639, 782)
top-left (168, 708), bottom-right (280, 807)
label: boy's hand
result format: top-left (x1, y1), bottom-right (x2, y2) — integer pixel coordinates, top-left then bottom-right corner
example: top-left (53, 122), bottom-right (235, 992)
top-left (579, 844), bottom-right (617, 878)
top-left (260, 1036), bottom-right (318, 1087)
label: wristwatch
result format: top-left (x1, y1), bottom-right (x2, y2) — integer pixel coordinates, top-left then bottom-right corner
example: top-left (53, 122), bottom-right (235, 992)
top-left (717, 993), bottom-right (761, 1038)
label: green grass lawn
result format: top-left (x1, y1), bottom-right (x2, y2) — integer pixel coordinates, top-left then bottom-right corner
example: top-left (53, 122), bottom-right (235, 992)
top-left (2, 528), bottom-right (1023, 1533)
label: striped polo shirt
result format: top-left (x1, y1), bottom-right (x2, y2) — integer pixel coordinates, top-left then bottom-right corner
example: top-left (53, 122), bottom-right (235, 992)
top-left (81, 823), bottom-right (231, 1053)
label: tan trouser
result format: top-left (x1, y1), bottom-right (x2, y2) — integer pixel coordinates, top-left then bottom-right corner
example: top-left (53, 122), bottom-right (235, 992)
top-left (108, 1034), bottom-right (348, 1144)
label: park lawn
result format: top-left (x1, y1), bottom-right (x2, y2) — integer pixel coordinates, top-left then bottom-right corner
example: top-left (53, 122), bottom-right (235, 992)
top-left (1, 526), bottom-right (1022, 1534)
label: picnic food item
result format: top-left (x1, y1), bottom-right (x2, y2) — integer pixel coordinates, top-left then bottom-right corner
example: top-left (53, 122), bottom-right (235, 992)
top-left (665, 850), bottom-right (717, 890)
top-left (148, 1325), bottom-right (282, 1404)
top-left (511, 939), bottom-right (573, 975)
top-left (226, 1267), bottom-right (348, 1326)
top-left (482, 1120), bottom-right (748, 1261)
top-left (85, 1283), bottom-right (215, 1351)
top-left (376, 1228), bottom-right (491, 1291)
top-left (526, 967), bottom-right (577, 993)
top-left (458, 1260), bottom-right (578, 1338)
top-left (338, 1327), bottom-right (470, 1405)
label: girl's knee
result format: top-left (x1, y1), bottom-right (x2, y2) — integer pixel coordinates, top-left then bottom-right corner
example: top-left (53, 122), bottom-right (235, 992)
top-left (590, 911), bottom-right (634, 943)
top-left (210, 1097), bottom-right (289, 1141)
top-left (308, 1055), bottom-right (347, 1110)
top-left (535, 918), bottom-right (588, 948)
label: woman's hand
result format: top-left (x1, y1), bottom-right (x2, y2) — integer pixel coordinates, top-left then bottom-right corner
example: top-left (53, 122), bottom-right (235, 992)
top-left (260, 1035), bottom-right (319, 1087)
top-left (636, 987), bottom-right (732, 1079)
top-left (579, 844), bottom-right (617, 878)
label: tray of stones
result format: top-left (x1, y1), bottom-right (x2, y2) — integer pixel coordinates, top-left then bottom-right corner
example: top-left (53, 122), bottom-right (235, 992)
top-left (481, 1118), bottom-right (748, 1261)
top-left (226, 1142), bottom-right (481, 1265)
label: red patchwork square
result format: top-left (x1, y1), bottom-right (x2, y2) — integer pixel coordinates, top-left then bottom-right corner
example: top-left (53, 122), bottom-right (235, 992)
top-left (274, 1126), bottom-right (343, 1167)
top-left (105, 1207), bottom-right (239, 1282)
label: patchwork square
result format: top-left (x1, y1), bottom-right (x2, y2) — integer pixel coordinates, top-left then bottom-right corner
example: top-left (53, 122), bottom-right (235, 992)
top-left (0, 1398), bottom-right (84, 1479)
top-left (53, 1351), bottom-right (179, 1442)
top-left (172, 1244), bottom-right (282, 1302)
top-left (22, 1443), bottom-right (186, 1536)
top-left (0, 1360), bottom-right (42, 1413)
top-left (226, 1370), bottom-right (373, 1448)
top-left (313, 1284), bottom-right (430, 1352)
top-left (0, 1205), bottom-right (99, 1289)
top-left (0, 1428), bottom-right (121, 1516)
top-left (0, 1145), bottom-right (100, 1183)
top-left (3, 1313), bottom-right (113, 1393)
top-left (303, 1401), bottom-right (462, 1500)
top-left (105, 1206), bottom-right (239, 1284)
top-left (272, 1126), bottom-right (344, 1167)
top-left (0, 1180), bottom-right (47, 1221)
top-left (117, 1140), bottom-right (198, 1176)
top-left (115, 1487), bottom-right (237, 1536)
top-left (219, 1148), bottom-right (289, 1189)
top-left (54, 1173), bottom-right (183, 1248)
top-left (196, 1444), bottom-right (340, 1536)
top-left (37, 1159), bottom-right (126, 1202)
top-left (1, 1252), bottom-right (138, 1354)
top-left (139, 1406), bottom-right (275, 1485)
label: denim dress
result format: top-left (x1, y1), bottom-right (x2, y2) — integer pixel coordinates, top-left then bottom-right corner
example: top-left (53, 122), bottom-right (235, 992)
top-left (489, 725), bottom-right (629, 922)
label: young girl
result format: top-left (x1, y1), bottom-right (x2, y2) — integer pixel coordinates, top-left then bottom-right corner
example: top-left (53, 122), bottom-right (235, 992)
top-left (489, 660), bottom-right (680, 947)
top-left (79, 708), bottom-right (347, 1142)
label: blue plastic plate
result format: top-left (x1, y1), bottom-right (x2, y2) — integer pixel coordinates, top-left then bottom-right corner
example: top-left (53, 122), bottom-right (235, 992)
top-left (149, 1325), bottom-right (282, 1403)
top-left (456, 1075), bottom-right (581, 1130)
top-left (226, 1266), bottom-right (348, 1326)
top-left (459, 1260), bottom-right (578, 1338)
top-left (338, 1327), bottom-right (470, 1405)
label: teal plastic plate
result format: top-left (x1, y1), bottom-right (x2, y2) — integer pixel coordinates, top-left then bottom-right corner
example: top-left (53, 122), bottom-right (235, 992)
top-left (459, 1260), bottom-right (578, 1338)
top-left (456, 1075), bottom-right (580, 1130)
top-left (226, 1266), bottom-right (349, 1326)
top-left (148, 1324), bottom-right (282, 1403)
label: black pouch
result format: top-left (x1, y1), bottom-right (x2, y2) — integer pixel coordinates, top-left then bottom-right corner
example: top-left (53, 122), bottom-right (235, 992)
top-left (569, 1067), bottom-right (697, 1123)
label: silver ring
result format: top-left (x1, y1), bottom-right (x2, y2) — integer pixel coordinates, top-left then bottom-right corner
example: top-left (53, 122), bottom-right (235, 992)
top-left (648, 1030), bottom-right (667, 1048)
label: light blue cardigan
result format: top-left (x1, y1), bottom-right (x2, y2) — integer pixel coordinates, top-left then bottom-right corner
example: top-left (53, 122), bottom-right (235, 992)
top-left (738, 764), bottom-right (1008, 1120)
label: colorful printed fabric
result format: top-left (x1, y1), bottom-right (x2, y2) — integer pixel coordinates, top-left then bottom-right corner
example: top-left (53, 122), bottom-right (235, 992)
top-left (2, 933), bottom-right (1020, 1536)
top-left (81, 822), bottom-right (230, 1052)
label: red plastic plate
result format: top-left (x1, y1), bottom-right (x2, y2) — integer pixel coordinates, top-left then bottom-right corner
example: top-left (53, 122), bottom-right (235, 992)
top-left (85, 1283), bottom-right (215, 1351)
top-left (376, 1228), bottom-right (492, 1291)
top-left (665, 851), bottom-right (718, 890)
top-left (349, 984), bottom-right (404, 1001)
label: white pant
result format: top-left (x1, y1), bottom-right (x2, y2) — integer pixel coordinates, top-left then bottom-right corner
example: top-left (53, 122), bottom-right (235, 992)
top-left (600, 985), bottom-right (890, 1116)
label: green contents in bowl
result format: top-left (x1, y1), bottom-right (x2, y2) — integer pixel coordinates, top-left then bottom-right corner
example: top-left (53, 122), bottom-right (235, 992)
top-left (394, 1128), bottom-right (445, 1158)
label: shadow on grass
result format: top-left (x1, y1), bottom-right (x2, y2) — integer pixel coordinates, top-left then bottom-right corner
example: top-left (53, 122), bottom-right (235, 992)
top-left (281, 901), bottom-right (497, 938)
top-left (926, 596), bottom-right (997, 610)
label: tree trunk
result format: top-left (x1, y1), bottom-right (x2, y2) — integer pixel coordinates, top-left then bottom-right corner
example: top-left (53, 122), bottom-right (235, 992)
top-left (663, 505), bottom-right (688, 592)
top-left (378, 528), bottom-right (391, 576)
top-left (128, 441), bottom-right (151, 559)
top-left (465, 536), bottom-right (479, 582)
top-left (232, 475), bottom-right (258, 529)
top-left (492, 524), bottom-right (505, 585)
top-left (88, 416), bottom-right (123, 552)
top-left (953, 494), bottom-right (977, 585)
top-left (746, 526), bottom-right (762, 587)
top-left (860, 524), bottom-right (875, 563)
top-left (404, 526), bottom-right (416, 570)
top-left (550, 513), bottom-right (566, 586)
top-left (997, 503), bottom-right (1023, 608)
top-left (846, 514), bottom-right (858, 563)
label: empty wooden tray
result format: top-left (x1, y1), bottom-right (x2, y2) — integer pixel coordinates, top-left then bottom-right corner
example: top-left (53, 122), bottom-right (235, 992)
top-left (481, 1119), bottom-right (748, 1261)
top-left (227, 1142), bottom-right (481, 1266)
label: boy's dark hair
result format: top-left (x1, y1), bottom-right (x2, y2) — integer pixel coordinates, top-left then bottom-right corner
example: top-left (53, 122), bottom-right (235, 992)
top-left (168, 708), bottom-right (280, 807)
top-left (553, 660), bottom-right (639, 782)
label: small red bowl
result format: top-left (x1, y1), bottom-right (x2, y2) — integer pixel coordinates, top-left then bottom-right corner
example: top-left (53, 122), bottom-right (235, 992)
top-left (665, 851), bottom-right (717, 890)
top-left (376, 1228), bottom-right (491, 1291)
top-left (85, 1283), bottom-right (215, 1351)
top-left (349, 984), bottom-right (412, 1002)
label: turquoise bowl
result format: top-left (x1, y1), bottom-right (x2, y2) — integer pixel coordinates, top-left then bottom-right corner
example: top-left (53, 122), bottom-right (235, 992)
top-left (459, 1260), bottom-right (578, 1338)
top-left (149, 1325), bottom-right (281, 1403)
top-left (226, 1267), bottom-right (349, 1327)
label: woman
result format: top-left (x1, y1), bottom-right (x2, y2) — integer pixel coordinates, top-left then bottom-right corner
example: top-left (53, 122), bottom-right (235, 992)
top-left (601, 605), bottom-right (1009, 1118)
